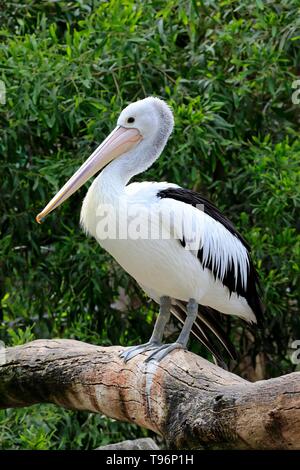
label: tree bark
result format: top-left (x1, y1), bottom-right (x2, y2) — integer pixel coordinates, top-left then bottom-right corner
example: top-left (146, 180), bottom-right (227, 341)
top-left (0, 339), bottom-right (299, 449)
top-left (96, 438), bottom-right (159, 450)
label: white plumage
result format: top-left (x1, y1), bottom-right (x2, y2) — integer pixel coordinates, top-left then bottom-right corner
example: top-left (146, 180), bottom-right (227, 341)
top-left (80, 179), bottom-right (255, 323)
top-left (37, 96), bottom-right (263, 364)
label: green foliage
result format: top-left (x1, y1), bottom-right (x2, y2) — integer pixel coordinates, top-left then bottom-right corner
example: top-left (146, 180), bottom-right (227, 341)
top-left (0, 0), bottom-right (299, 449)
top-left (0, 404), bottom-right (146, 450)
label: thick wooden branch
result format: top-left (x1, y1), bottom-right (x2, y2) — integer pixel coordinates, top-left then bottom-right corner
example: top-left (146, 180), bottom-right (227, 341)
top-left (0, 339), bottom-right (299, 449)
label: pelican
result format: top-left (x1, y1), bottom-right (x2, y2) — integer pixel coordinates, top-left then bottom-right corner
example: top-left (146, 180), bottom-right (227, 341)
top-left (36, 97), bottom-right (263, 365)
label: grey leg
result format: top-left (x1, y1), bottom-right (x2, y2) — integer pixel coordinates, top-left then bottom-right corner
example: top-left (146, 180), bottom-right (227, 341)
top-left (149, 296), bottom-right (171, 343)
top-left (177, 298), bottom-right (198, 346)
top-left (120, 296), bottom-right (171, 363)
top-left (145, 298), bottom-right (198, 363)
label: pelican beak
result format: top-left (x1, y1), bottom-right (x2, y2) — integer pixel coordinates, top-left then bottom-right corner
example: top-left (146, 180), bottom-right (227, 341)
top-left (36, 126), bottom-right (142, 223)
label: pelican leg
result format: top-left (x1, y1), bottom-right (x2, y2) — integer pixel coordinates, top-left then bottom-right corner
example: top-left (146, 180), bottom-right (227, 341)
top-left (145, 298), bottom-right (198, 363)
top-left (120, 296), bottom-right (171, 363)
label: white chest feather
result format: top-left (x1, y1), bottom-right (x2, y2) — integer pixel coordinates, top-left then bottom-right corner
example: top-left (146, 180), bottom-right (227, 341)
top-left (80, 177), bottom-right (254, 322)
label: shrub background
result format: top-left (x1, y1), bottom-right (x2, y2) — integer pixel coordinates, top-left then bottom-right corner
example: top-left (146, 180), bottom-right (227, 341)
top-left (0, 0), bottom-right (299, 449)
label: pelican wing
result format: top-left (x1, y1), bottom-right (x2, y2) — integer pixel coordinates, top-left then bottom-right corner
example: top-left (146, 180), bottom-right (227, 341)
top-left (157, 187), bottom-right (264, 324)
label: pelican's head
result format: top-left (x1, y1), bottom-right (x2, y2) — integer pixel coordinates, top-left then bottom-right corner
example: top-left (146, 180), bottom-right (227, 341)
top-left (36, 97), bottom-right (174, 223)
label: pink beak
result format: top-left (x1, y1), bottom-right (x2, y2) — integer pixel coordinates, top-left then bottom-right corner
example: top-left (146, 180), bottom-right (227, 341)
top-left (36, 126), bottom-right (142, 223)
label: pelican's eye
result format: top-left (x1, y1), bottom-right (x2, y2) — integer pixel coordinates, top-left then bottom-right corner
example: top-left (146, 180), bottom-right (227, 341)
top-left (127, 117), bottom-right (135, 124)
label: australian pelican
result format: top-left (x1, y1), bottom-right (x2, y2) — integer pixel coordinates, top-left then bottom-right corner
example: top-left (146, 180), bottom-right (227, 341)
top-left (36, 97), bottom-right (263, 365)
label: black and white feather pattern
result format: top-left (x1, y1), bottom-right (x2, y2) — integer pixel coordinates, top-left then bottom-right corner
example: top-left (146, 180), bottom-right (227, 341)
top-left (158, 187), bottom-right (264, 325)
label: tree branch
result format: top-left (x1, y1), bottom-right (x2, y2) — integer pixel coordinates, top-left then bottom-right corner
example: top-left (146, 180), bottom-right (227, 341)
top-left (0, 339), bottom-right (299, 449)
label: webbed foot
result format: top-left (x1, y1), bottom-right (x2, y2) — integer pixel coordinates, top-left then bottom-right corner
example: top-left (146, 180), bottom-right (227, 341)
top-left (120, 341), bottom-right (161, 363)
top-left (145, 342), bottom-right (186, 363)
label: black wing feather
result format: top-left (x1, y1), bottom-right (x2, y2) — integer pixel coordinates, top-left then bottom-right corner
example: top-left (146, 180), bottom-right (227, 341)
top-left (171, 302), bottom-right (236, 369)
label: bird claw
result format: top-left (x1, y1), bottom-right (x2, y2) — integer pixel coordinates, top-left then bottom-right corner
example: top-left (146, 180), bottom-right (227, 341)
top-left (145, 342), bottom-right (185, 363)
top-left (120, 341), bottom-right (160, 363)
